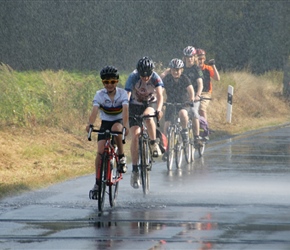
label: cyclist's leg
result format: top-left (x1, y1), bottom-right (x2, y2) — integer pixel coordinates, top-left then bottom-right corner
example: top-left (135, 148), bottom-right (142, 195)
top-left (179, 108), bottom-right (188, 129)
top-left (199, 92), bottom-right (211, 121)
top-left (144, 106), bottom-right (161, 157)
top-left (111, 120), bottom-right (127, 173)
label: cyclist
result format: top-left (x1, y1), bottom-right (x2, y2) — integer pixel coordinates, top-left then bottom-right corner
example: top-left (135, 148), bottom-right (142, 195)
top-left (162, 58), bottom-right (194, 160)
top-left (86, 66), bottom-right (129, 199)
top-left (161, 46), bottom-right (204, 145)
top-left (196, 48), bottom-right (220, 121)
top-left (182, 46), bottom-right (204, 145)
top-left (125, 56), bottom-right (164, 189)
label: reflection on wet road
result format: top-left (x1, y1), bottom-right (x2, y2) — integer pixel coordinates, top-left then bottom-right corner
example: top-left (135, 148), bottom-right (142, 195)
top-left (0, 124), bottom-right (290, 249)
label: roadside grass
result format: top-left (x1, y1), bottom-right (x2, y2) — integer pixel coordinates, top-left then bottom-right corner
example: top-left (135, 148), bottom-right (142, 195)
top-left (0, 64), bottom-right (289, 198)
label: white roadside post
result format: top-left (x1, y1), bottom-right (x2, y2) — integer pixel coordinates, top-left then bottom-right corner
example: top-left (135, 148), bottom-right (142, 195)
top-left (227, 85), bottom-right (234, 123)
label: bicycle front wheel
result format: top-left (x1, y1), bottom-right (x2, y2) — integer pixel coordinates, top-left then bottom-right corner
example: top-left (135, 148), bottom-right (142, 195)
top-left (166, 127), bottom-right (175, 171)
top-left (109, 157), bottom-right (120, 208)
top-left (175, 131), bottom-right (183, 169)
top-left (139, 138), bottom-right (150, 195)
top-left (188, 123), bottom-right (195, 162)
top-left (98, 153), bottom-right (108, 212)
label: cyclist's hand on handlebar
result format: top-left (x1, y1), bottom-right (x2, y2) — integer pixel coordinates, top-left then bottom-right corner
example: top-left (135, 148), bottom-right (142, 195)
top-left (86, 124), bottom-right (94, 133)
top-left (194, 95), bottom-right (201, 102)
top-left (124, 126), bottom-right (129, 136)
top-left (156, 110), bottom-right (163, 120)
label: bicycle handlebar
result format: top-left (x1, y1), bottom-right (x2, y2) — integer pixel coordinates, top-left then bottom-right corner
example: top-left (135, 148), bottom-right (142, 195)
top-left (87, 126), bottom-right (126, 144)
top-left (130, 112), bottom-right (160, 127)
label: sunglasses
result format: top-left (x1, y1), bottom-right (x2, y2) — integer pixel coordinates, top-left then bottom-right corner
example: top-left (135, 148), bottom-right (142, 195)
top-left (102, 79), bottom-right (118, 85)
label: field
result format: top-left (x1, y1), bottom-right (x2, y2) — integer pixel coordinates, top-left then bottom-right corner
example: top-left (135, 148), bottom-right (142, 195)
top-left (0, 64), bottom-right (289, 198)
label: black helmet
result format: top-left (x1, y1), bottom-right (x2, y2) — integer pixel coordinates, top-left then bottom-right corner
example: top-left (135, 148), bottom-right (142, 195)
top-left (100, 66), bottom-right (119, 80)
top-left (136, 57), bottom-right (154, 77)
top-left (169, 58), bottom-right (184, 69)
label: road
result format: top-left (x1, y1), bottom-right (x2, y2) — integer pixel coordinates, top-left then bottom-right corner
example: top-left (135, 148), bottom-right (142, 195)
top-left (0, 124), bottom-right (290, 250)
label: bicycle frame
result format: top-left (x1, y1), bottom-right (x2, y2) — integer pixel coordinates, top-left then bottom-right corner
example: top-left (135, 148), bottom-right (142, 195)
top-left (130, 113), bottom-right (159, 195)
top-left (88, 127), bottom-right (126, 211)
top-left (164, 102), bottom-right (191, 170)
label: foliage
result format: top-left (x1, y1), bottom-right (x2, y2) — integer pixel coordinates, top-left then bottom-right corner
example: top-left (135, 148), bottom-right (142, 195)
top-left (0, 0), bottom-right (289, 74)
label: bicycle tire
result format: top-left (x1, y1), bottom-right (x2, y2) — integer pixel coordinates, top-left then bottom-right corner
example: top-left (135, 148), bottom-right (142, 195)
top-left (139, 138), bottom-right (150, 195)
top-left (109, 157), bottom-right (120, 208)
top-left (197, 140), bottom-right (206, 157)
top-left (175, 131), bottom-right (183, 169)
top-left (188, 123), bottom-right (195, 162)
top-left (166, 126), bottom-right (174, 171)
top-left (183, 137), bottom-right (191, 164)
top-left (98, 152), bottom-right (108, 212)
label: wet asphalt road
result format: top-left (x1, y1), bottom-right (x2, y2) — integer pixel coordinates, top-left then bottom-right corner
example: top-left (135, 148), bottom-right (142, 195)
top-left (0, 124), bottom-right (290, 250)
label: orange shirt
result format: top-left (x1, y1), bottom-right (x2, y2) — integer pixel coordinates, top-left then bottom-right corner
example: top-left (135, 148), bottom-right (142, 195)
top-left (201, 64), bottom-right (214, 93)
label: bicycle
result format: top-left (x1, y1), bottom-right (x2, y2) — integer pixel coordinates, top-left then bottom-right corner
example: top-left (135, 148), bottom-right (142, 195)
top-left (87, 126), bottom-right (126, 212)
top-left (190, 96), bottom-right (212, 159)
top-left (163, 102), bottom-right (192, 171)
top-left (130, 112), bottom-right (159, 196)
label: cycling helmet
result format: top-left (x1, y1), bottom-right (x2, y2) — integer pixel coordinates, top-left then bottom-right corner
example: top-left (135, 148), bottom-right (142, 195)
top-left (183, 46), bottom-right (196, 57)
top-left (196, 48), bottom-right (206, 56)
top-left (136, 56), bottom-right (154, 77)
top-left (169, 58), bottom-right (184, 69)
top-left (100, 66), bottom-right (119, 80)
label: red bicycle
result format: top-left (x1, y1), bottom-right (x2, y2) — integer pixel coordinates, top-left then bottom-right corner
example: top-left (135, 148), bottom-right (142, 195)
top-left (88, 126), bottom-right (126, 212)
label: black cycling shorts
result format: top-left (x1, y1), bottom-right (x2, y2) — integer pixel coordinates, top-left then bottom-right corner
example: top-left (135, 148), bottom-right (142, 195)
top-left (98, 119), bottom-right (123, 141)
top-left (129, 103), bottom-right (155, 127)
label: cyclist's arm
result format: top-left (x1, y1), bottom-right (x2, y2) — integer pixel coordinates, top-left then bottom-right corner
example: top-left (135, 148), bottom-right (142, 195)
top-left (122, 104), bottom-right (129, 135)
top-left (212, 65), bottom-right (220, 81)
top-left (186, 84), bottom-right (195, 102)
top-left (160, 68), bottom-right (170, 79)
top-left (156, 85), bottom-right (164, 119)
top-left (86, 106), bottom-right (99, 132)
top-left (195, 78), bottom-right (203, 100)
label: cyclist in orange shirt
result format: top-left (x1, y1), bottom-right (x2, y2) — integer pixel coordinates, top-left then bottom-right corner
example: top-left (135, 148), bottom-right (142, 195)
top-left (196, 49), bottom-right (220, 122)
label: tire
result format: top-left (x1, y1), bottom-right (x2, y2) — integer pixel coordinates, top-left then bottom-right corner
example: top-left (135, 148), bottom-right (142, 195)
top-left (183, 136), bottom-right (191, 164)
top-left (175, 131), bottom-right (183, 169)
top-left (98, 153), bottom-right (108, 212)
top-left (188, 122), bottom-right (195, 162)
top-left (166, 127), bottom-right (175, 171)
top-left (197, 140), bottom-right (206, 157)
top-left (139, 138), bottom-right (150, 195)
top-left (109, 157), bottom-right (120, 208)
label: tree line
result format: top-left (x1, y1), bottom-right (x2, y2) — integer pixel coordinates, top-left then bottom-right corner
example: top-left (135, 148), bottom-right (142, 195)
top-left (0, 0), bottom-right (289, 74)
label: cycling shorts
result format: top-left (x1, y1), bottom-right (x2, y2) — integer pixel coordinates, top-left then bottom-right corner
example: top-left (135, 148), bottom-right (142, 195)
top-left (129, 103), bottom-right (155, 127)
top-left (98, 119), bottom-right (123, 141)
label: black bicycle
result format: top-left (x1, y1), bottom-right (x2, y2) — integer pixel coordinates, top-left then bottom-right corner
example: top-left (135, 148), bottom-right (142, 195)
top-left (130, 112), bottom-right (159, 195)
top-left (164, 102), bottom-right (192, 170)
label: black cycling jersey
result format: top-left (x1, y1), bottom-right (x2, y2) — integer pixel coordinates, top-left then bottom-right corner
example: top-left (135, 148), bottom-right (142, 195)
top-left (183, 65), bottom-right (203, 93)
top-left (163, 74), bottom-right (191, 103)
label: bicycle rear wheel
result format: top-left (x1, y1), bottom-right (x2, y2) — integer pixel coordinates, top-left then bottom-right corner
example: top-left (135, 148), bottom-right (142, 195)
top-left (139, 138), bottom-right (150, 195)
top-left (166, 127), bottom-right (174, 171)
top-left (109, 157), bottom-right (120, 208)
top-left (175, 132), bottom-right (183, 169)
top-left (98, 153), bottom-right (108, 212)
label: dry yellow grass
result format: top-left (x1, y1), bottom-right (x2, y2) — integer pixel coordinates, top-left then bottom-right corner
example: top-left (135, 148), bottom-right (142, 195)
top-left (0, 70), bottom-right (289, 198)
